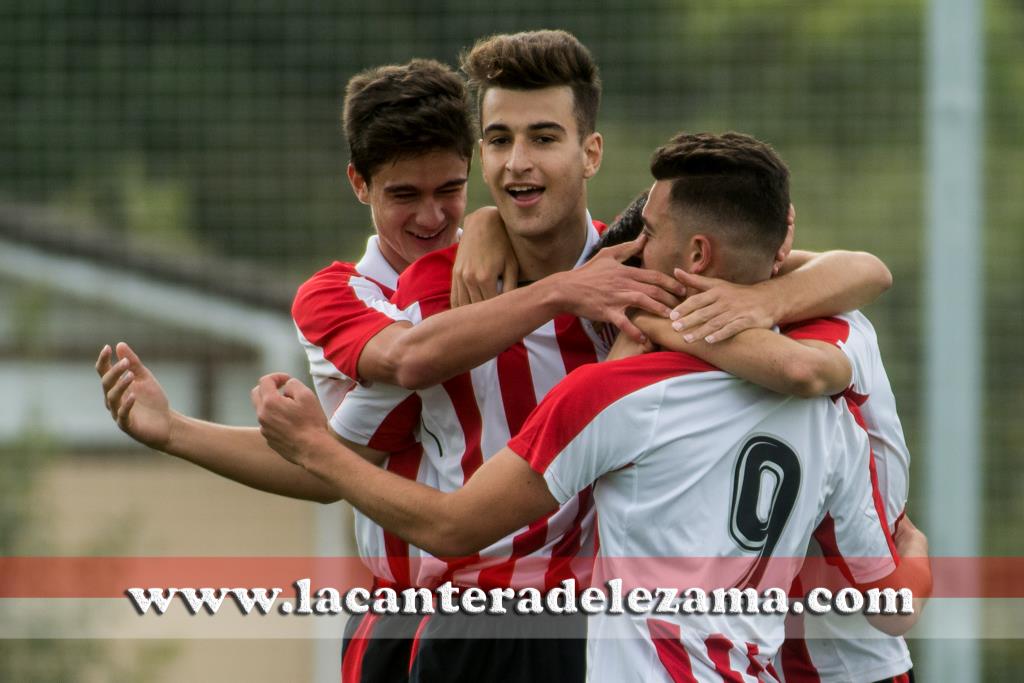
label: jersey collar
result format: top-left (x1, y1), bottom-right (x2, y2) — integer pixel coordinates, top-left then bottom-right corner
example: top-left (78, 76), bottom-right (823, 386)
top-left (355, 235), bottom-right (400, 291)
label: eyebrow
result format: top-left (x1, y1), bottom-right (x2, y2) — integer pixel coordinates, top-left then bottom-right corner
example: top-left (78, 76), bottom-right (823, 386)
top-left (384, 177), bottom-right (468, 194)
top-left (482, 121), bottom-right (567, 135)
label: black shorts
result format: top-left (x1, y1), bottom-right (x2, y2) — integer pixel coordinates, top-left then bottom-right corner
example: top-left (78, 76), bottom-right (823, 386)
top-left (873, 670), bottom-right (914, 683)
top-left (341, 611), bottom-right (425, 683)
top-left (409, 610), bottom-right (587, 683)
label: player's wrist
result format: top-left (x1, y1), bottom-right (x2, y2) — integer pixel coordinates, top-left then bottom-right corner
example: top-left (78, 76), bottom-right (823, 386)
top-left (535, 271), bottom-right (573, 315)
top-left (755, 278), bottom-right (788, 325)
top-left (291, 429), bottom-right (336, 473)
top-left (162, 410), bottom-right (187, 454)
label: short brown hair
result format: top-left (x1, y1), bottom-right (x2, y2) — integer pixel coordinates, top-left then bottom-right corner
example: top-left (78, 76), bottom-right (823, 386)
top-left (343, 59), bottom-right (474, 182)
top-left (460, 30), bottom-right (602, 138)
top-left (650, 132), bottom-right (790, 256)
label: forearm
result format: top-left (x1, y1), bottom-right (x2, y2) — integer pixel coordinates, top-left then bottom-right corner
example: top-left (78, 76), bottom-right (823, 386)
top-left (379, 279), bottom-right (566, 389)
top-left (863, 558), bottom-right (931, 635)
top-left (771, 250), bottom-right (892, 324)
top-left (634, 313), bottom-right (850, 397)
top-left (165, 414), bottom-right (339, 503)
top-left (296, 434), bottom-right (473, 556)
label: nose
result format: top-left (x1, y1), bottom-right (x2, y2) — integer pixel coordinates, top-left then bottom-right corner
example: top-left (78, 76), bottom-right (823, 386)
top-left (505, 138), bottom-right (533, 175)
top-left (415, 198), bottom-right (445, 229)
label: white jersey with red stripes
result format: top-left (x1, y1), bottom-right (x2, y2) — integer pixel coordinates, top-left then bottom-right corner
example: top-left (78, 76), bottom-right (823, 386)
top-left (292, 234), bottom-right (430, 587)
top-left (332, 219), bottom-right (605, 591)
top-left (777, 312), bottom-right (912, 682)
top-left (508, 351), bottom-right (898, 683)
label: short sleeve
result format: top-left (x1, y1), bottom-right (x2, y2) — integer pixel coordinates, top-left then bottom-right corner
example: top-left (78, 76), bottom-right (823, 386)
top-left (782, 314), bottom-right (879, 394)
top-left (292, 263), bottom-right (411, 386)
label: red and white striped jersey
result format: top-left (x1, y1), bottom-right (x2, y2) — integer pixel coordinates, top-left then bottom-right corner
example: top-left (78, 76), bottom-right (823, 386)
top-left (509, 350), bottom-right (898, 683)
top-left (292, 234), bottom-right (428, 587)
top-left (292, 235), bottom-right (411, 404)
top-left (332, 219), bottom-right (605, 591)
top-left (777, 312), bottom-right (912, 682)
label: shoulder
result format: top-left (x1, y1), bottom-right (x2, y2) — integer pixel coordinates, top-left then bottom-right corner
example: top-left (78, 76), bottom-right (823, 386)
top-left (292, 261), bottom-right (389, 324)
top-left (511, 352), bottom-right (717, 472)
top-left (524, 353), bottom-right (717, 435)
top-left (393, 244), bottom-right (459, 308)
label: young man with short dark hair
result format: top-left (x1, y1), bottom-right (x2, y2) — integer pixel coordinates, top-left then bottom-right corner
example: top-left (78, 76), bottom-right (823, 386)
top-left (254, 131), bottom-right (930, 683)
top-left (96, 53), bottom-right (684, 683)
top-left (302, 31), bottom-right (898, 682)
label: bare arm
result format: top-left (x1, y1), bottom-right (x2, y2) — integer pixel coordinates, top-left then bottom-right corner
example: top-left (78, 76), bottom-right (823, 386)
top-left (633, 313), bottom-right (851, 397)
top-left (357, 235), bottom-right (685, 390)
top-left (97, 343), bottom-right (340, 503)
top-left (863, 515), bottom-right (932, 636)
top-left (672, 250), bottom-right (892, 344)
top-left (253, 374), bottom-right (556, 556)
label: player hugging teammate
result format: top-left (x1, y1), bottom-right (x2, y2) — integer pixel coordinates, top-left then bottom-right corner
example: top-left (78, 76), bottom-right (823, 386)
top-left (101, 29), bottom-right (927, 683)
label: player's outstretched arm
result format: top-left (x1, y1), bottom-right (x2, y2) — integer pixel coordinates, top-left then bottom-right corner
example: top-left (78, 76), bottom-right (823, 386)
top-left (671, 249), bottom-right (892, 345)
top-left (358, 234), bottom-right (686, 390)
top-left (96, 343), bottom-right (340, 503)
top-left (632, 313), bottom-right (851, 397)
top-left (253, 373), bottom-right (555, 556)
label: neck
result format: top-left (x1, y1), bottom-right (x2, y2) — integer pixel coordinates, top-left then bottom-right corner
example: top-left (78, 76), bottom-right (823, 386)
top-left (374, 236), bottom-right (410, 275)
top-left (508, 207), bottom-right (590, 281)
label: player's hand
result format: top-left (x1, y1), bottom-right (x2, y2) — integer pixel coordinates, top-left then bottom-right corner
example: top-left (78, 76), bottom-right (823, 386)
top-left (451, 206), bottom-right (519, 308)
top-left (252, 373), bottom-right (332, 467)
top-left (559, 234), bottom-right (685, 344)
top-left (669, 269), bottom-right (778, 344)
top-left (95, 342), bottom-right (172, 450)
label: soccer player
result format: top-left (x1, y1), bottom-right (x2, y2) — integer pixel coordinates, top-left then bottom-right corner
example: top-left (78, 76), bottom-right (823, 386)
top-left (318, 29), bottom-right (898, 682)
top-left (608, 198), bottom-right (918, 682)
top-left (98, 58), bottom-right (475, 683)
top-left (252, 131), bottom-right (931, 682)
top-left (101, 35), bottom-right (893, 682)
top-left (96, 56), bottom-right (684, 683)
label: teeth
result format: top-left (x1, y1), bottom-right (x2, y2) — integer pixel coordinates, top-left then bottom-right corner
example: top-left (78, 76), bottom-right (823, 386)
top-left (409, 230), bottom-right (442, 239)
top-left (508, 185), bottom-right (541, 193)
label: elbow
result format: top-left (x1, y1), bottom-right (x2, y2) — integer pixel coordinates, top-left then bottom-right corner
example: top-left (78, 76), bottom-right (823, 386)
top-left (423, 502), bottom-right (488, 558)
top-left (866, 612), bottom-right (917, 637)
top-left (785, 361), bottom-right (828, 398)
top-left (314, 493), bottom-right (342, 505)
top-left (423, 521), bottom-right (478, 558)
top-left (388, 341), bottom-right (437, 391)
top-left (393, 360), bottom-right (436, 391)
top-left (857, 250), bottom-right (893, 294)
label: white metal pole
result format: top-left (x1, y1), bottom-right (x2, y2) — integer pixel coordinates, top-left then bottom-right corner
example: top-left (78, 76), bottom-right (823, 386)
top-left (923, 0), bottom-right (984, 680)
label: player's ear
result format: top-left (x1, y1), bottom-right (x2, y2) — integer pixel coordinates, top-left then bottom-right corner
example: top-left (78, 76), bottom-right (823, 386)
top-left (347, 163), bottom-right (371, 205)
top-left (689, 234), bottom-right (713, 275)
top-left (581, 132), bottom-right (603, 179)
